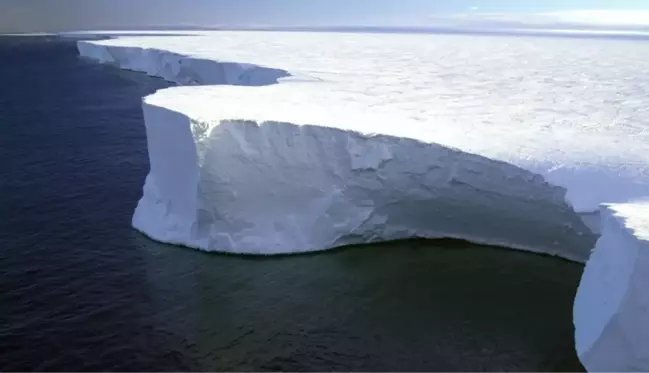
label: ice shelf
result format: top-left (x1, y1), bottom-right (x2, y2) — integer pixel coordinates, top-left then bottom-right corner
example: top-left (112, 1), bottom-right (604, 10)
top-left (574, 202), bottom-right (649, 371)
top-left (130, 85), bottom-right (595, 260)
top-left (78, 32), bottom-right (649, 371)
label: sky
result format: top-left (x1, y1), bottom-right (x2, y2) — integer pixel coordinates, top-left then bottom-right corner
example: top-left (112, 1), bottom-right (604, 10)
top-left (2, 0), bottom-right (649, 33)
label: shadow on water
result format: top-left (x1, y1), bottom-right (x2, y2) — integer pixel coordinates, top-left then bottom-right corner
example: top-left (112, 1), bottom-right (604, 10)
top-left (134, 233), bottom-right (586, 372)
top-left (0, 36), bottom-right (585, 372)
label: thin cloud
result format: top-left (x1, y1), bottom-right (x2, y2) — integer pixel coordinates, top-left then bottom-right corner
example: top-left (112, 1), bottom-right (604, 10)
top-left (545, 10), bottom-right (649, 27)
top-left (424, 9), bottom-right (649, 31)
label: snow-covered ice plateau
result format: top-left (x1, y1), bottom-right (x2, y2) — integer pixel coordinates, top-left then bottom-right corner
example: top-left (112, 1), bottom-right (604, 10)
top-left (77, 32), bottom-right (649, 213)
top-left (574, 202), bottom-right (649, 371)
top-left (77, 31), bottom-right (649, 371)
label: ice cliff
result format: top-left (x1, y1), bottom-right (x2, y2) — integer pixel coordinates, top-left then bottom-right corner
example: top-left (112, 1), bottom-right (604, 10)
top-left (133, 85), bottom-right (594, 259)
top-left (78, 36), bottom-right (648, 371)
top-left (77, 41), bottom-right (290, 86)
top-left (77, 39), bottom-right (596, 259)
top-left (574, 203), bottom-right (649, 371)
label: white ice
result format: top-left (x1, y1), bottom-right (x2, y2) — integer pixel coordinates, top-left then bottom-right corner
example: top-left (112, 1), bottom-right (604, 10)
top-left (131, 84), bottom-right (595, 259)
top-left (77, 32), bottom-right (649, 214)
top-left (574, 202), bottom-right (649, 371)
top-left (78, 31), bottom-right (649, 371)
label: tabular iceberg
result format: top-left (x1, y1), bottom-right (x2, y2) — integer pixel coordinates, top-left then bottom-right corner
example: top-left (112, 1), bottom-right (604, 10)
top-left (134, 86), bottom-right (595, 259)
top-left (77, 39), bottom-right (597, 259)
top-left (77, 33), bottom-right (649, 371)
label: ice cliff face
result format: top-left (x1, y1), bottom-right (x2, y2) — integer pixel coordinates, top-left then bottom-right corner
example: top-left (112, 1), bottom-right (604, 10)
top-left (77, 41), bottom-right (290, 86)
top-left (77, 40), bottom-right (595, 260)
top-left (574, 203), bottom-right (649, 371)
top-left (134, 90), bottom-right (594, 259)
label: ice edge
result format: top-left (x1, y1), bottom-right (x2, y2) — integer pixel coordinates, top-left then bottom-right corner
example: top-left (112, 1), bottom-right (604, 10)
top-left (76, 38), bottom-right (596, 262)
top-left (77, 36), bottom-right (649, 372)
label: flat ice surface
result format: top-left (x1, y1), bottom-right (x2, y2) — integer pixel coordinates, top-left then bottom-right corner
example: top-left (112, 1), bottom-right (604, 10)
top-left (80, 31), bottom-right (649, 213)
top-left (574, 202), bottom-right (649, 371)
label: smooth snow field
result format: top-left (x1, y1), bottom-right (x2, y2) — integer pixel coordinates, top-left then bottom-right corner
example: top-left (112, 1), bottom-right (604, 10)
top-left (77, 31), bottom-right (649, 371)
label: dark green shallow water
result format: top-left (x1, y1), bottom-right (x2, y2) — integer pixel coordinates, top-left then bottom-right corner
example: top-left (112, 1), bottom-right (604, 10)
top-left (0, 36), bottom-right (584, 371)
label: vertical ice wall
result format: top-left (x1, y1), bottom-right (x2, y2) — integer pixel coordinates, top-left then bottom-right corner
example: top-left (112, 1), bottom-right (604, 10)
top-left (574, 203), bottom-right (649, 372)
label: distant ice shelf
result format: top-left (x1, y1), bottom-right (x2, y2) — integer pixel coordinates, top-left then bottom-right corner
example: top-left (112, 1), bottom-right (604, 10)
top-left (78, 33), bottom-right (649, 372)
top-left (133, 85), bottom-right (595, 260)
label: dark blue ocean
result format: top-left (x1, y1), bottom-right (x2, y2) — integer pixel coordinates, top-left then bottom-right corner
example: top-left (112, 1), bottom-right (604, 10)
top-left (0, 36), bottom-right (584, 371)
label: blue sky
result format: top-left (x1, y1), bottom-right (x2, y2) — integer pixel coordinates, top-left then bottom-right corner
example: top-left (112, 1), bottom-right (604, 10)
top-left (2, 0), bottom-right (649, 33)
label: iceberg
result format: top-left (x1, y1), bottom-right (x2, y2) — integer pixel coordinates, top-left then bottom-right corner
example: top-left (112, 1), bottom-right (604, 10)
top-left (76, 35), bottom-right (649, 216)
top-left (133, 84), bottom-right (595, 259)
top-left (574, 203), bottom-right (649, 371)
top-left (77, 41), bottom-right (290, 86)
top-left (77, 32), bottom-right (649, 371)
